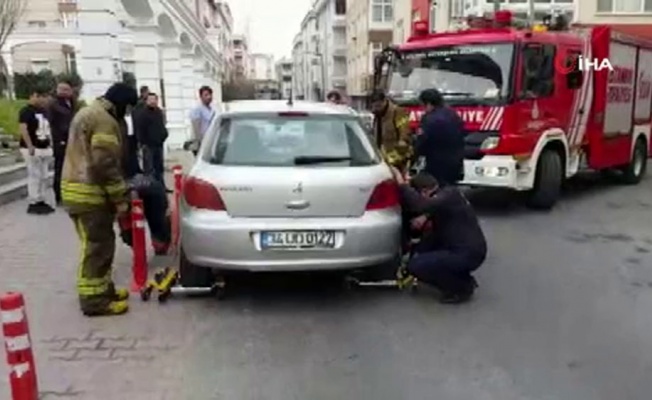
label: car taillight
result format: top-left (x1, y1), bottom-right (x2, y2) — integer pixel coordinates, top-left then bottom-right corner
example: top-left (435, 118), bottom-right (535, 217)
top-left (365, 179), bottom-right (400, 210)
top-left (183, 177), bottom-right (226, 211)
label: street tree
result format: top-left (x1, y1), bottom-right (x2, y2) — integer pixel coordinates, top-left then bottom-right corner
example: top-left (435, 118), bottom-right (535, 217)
top-left (0, 0), bottom-right (27, 98)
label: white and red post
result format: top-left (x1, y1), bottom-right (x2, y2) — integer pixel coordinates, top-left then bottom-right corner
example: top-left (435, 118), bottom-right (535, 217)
top-left (1, 292), bottom-right (38, 400)
top-left (130, 198), bottom-right (148, 292)
top-left (171, 165), bottom-right (184, 251)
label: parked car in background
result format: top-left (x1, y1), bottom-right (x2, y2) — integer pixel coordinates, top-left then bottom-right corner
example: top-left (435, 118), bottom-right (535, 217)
top-left (179, 100), bottom-right (402, 287)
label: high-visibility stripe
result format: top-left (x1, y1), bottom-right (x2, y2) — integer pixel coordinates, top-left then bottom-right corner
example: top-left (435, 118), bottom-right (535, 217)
top-left (5, 334), bottom-right (30, 352)
top-left (62, 181), bottom-right (104, 195)
top-left (0, 308), bottom-right (24, 324)
top-left (73, 218), bottom-right (111, 297)
top-left (62, 192), bottom-right (106, 205)
top-left (91, 133), bottom-right (119, 147)
top-left (105, 181), bottom-right (126, 196)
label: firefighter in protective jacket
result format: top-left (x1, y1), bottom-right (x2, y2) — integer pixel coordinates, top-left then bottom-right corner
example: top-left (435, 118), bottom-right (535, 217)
top-left (369, 90), bottom-right (412, 171)
top-left (61, 83), bottom-right (138, 317)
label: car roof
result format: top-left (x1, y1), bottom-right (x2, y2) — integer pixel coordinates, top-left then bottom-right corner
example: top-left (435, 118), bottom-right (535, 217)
top-left (221, 100), bottom-right (360, 117)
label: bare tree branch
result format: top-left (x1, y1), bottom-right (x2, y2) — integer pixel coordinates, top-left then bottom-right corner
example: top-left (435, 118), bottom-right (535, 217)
top-left (0, 0), bottom-right (27, 50)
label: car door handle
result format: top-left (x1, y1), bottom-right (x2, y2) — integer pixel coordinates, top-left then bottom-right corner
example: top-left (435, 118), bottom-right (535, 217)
top-left (285, 200), bottom-right (310, 210)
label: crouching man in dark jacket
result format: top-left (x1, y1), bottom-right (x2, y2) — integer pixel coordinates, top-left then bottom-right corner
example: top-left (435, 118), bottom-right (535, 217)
top-left (393, 168), bottom-right (486, 303)
top-left (118, 118), bottom-right (171, 255)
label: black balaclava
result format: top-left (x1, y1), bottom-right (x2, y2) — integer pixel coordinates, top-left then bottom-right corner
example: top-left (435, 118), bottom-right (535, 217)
top-left (103, 83), bottom-right (138, 120)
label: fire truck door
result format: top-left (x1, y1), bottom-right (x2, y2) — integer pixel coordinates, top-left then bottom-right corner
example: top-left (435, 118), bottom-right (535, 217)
top-left (515, 43), bottom-right (559, 148)
top-left (561, 48), bottom-right (586, 150)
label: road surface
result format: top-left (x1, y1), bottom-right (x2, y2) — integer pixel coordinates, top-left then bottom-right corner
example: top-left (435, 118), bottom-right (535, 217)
top-left (1, 172), bottom-right (651, 400)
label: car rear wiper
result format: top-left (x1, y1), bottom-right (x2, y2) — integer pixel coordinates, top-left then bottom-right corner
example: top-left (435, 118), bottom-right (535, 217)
top-left (294, 156), bottom-right (352, 165)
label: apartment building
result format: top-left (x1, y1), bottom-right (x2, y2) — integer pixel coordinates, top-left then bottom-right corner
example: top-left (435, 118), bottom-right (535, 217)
top-left (577, 0), bottom-right (652, 29)
top-left (346, 0), bottom-right (394, 107)
top-left (250, 53), bottom-right (274, 80)
top-left (275, 57), bottom-right (293, 99)
top-left (291, 0), bottom-right (348, 101)
top-left (232, 34), bottom-right (250, 80)
top-left (292, 11), bottom-right (320, 100)
top-left (211, 1), bottom-right (234, 83)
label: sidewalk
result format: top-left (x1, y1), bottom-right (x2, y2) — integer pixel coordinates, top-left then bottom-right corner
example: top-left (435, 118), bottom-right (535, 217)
top-left (0, 151), bottom-right (198, 399)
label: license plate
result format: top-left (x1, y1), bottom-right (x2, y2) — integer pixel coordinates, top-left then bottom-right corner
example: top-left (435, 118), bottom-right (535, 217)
top-left (261, 231), bottom-right (336, 249)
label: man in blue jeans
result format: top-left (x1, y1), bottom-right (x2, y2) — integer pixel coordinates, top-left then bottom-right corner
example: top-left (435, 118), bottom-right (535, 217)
top-left (393, 168), bottom-right (486, 304)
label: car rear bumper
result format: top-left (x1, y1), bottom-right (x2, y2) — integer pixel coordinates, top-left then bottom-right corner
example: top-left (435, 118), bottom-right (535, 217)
top-left (180, 209), bottom-right (402, 272)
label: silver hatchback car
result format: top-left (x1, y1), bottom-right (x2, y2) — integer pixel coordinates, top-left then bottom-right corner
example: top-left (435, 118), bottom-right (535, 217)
top-left (179, 100), bottom-right (402, 286)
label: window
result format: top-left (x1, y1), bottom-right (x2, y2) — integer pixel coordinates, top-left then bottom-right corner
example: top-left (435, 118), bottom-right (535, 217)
top-left (65, 52), bottom-right (77, 74)
top-left (335, 0), bottom-right (346, 15)
top-left (598, 0), bottom-right (652, 12)
top-left (61, 12), bottom-right (78, 28)
top-left (520, 44), bottom-right (555, 98)
top-left (372, 0), bottom-right (393, 23)
top-left (388, 44), bottom-right (515, 105)
top-left (451, 0), bottom-right (465, 17)
top-left (31, 60), bottom-right (50, 73)
top-left (208, 116), bottom-right (378, 167)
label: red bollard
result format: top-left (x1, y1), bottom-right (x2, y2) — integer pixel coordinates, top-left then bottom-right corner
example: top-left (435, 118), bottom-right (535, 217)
top-left (1, 292), bottom-right (38, 400)
top-left (130, 198), bottom-right (148, 292)
top-left (171, 165), bottom-right (183, 249)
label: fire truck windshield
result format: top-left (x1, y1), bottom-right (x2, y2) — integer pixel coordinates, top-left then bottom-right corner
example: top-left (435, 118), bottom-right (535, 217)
top-left (388, 43), bottom-right (514, 106)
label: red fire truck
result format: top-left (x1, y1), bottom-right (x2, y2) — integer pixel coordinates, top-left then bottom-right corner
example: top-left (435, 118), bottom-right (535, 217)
top-left (373, 11), bottom-right (652, 209)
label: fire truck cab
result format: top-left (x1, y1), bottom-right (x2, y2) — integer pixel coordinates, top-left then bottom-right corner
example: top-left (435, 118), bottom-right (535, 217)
top-left (375, 11), bottom-right (652, 209)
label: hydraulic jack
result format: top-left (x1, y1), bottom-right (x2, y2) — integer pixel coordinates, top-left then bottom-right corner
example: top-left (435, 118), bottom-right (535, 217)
top-left (140, 267), bottom-right (227, 302)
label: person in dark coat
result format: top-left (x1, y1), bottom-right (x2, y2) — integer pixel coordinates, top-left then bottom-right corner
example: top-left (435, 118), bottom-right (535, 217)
top-left (117, 118), bottom-right (171, 255)
top-left (48, 80), bottom-right (76, 205)
top-left (131, 86), bottom-right (149, 145)
top-left (393, 168), bottom-right (486, 303)
top-left (415, 89), bottom-right (466, 186)
top-left (136, 93), bottom-right (168, 185)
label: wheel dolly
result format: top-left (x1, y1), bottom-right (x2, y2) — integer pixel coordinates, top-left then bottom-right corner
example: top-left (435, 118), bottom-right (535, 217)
top-left (140, 267), bottom-right (227, 302)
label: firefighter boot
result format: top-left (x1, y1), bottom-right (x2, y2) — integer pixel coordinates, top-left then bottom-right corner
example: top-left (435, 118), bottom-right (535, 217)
top-left (108, 282), bottom-right (130, 301)
top-left (82, 300), bottom-right (129, 317)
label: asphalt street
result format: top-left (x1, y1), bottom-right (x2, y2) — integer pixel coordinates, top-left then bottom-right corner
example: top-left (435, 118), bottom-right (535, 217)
top-left (1, 171), bottom-right (652, 400)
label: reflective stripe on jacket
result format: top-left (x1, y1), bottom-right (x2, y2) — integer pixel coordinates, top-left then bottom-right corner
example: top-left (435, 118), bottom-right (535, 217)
top-left (62, 98), bottom-right (129, 214)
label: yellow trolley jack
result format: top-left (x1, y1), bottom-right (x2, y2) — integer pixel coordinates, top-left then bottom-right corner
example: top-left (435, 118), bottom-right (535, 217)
top-left (140, 267), bottom-right (227, 302)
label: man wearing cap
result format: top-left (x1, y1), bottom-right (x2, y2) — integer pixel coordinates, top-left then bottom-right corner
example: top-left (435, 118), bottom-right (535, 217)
top-left (415, 89), bottom-right (466, 186)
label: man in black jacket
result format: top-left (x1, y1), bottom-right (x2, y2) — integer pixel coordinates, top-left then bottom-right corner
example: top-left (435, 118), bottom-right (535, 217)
top-left (117, 117), bottom-right (171, 255)
top-left (415, 89), bottom-right (465, 186)
top-left (48, 80), bottom-right (76, 205)
top-left (393, 168), bottom-right (486, 303)
top-left (136, 93), bottom-right (168, 184)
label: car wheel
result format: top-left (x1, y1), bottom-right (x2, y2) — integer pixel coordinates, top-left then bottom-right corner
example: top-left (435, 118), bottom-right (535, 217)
top-left (620, 137), bottom-right (647, 185)
top-left (179, 247), bottom-right (214, 288)
top-left (526, 149), bottom-right (563, 210)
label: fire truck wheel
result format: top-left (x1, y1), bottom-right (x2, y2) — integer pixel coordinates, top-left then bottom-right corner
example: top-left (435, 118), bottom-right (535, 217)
top-left (526, 149), bottom-right (563, 210)
top-left (179, 247), bottom-right (214, 288)
top-left (620, 137), bottom-right (647, 185)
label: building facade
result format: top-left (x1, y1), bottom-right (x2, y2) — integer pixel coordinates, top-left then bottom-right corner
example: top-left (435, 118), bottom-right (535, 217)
top-left (231, 34), bottom-right (250, 81)
top-left (393, 0), bottom-right (413, 44)
top-left (275, 57), bottom-right (293, 99)
top-left (2, 0), bottom-right (231, 149)
top-left (346, 0), bottom-right (394, 107)
top-left (291, 0), bottom-right (348, 101)
top-left (250, 53), bottom-right (274, 81)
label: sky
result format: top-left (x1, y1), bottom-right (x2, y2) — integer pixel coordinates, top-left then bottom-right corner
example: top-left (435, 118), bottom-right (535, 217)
top-left (228, 0), bottom-right (312, 61)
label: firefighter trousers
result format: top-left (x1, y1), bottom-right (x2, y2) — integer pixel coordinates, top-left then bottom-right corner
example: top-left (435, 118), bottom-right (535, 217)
top-left (70, 208), bottom-right (118, 313)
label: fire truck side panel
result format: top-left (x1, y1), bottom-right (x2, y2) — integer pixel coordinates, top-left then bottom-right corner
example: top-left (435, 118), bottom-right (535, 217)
top-left (633, 49), bottom-right (652, 156)
top-left (588, 36), bottom-right (641, 169)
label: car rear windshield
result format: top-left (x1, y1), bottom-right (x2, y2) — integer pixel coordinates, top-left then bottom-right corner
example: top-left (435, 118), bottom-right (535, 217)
top-left (207, 115), bottom-right (380, 167)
